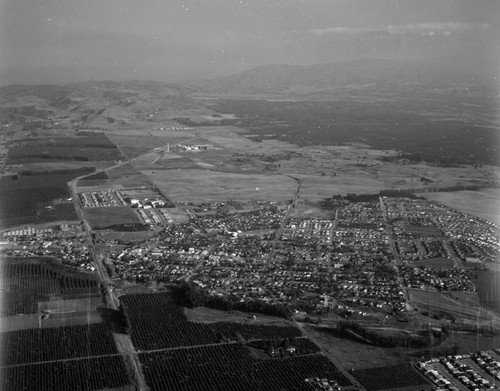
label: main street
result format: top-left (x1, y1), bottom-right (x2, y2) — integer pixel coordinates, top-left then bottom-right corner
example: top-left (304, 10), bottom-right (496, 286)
top-left (265, 174), bottom-right (301, 267)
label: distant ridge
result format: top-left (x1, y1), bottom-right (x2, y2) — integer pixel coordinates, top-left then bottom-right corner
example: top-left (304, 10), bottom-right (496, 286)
top-left (0, 80), bottom-right (197, 126)
top-left (194, 57), bottom-right (493, 94)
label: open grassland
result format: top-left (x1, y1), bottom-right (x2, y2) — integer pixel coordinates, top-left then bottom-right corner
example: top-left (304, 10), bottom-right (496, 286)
top-left (442, 291), bottom-right (481, 306)
top-left (423, 188), bottom-right (500, 225)
top-left (106, 163), bottom-right (153, 188)
top-left (143, 169), bottom-right (297, 203)
top-left (184, 306), bottom-right (293, 327)
top-left (156, 154), bottom-right (204, 170)
top-left (195, 126), bottom-right (275, 150)
top-left (106, 133), bottom-right (163, 158)
top-left (304, 325), bottom-right (417, 369)
top-left (126, 125), bottom-right (496, 206)
top-left (213, 98), bottom-right (500, 165)
top-left (298, 173), bottom-right (383, 200)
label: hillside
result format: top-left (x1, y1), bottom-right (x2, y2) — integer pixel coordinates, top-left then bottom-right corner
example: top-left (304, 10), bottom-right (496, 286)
top-left (0, 80), bottom-right (201, 130)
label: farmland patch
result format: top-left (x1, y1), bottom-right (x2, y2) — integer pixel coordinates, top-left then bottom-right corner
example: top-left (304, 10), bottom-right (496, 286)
top-left (0, 356), bottom-right (131, 391)
top-left (106, 133), bottom-right (163, 158)
top-left (351, 363), bottom-right (432, 391)
top-left (6, 132), bottom-right (123, 164)
top-left (0, 257), bottom-right (100, 319)
top-left (0, 173), bottom-right (82, 229)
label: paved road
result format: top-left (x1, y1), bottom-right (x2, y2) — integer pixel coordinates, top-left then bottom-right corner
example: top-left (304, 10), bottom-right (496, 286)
top-left (266, 175), bottom-right (301, 267)
top-left (293, 320), bottom-right (361, 389)
top-left (67, 163), bottom-right (149, 390)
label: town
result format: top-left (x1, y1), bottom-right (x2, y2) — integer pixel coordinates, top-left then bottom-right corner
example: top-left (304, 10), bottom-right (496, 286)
top-left (3, 196), bottom-right (497, 320)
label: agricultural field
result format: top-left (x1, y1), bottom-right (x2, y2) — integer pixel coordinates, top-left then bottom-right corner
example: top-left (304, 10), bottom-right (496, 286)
top-left (0, 258), bottom-right (100, 320)
top-left (0, 323), bottom-right (117, 365)
top-left (106, 133), bottom-right (163, 159)
top-left (0, 356), bottom-right (131, 391)
top-left (6, 132), bottom-right (123, 164)
top-left (77, 171), bottom-right (110, 187)
top-left (139, 344), bottom-right (355, 391)
top-left (11, 161), bottom-right (99, 174)
top-left (0, 173), bottom-right (80, 229)
top-left (351, 363), bottom-right (432, 391)
top-left (106, 163), bottom-right (153, 188)
top-left (121, 293), bottom-right (302, 350)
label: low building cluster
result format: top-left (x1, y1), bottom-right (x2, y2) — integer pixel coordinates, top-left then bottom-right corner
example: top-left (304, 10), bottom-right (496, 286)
top-left (4, 197), bottom-right (499, 319)
top-left (400, 265), bottom-right (476, 291)
top-left (79, 190), bottom-right (126, 208)
top-left (0, 223), bottom-right (94, 272)
top-left (193, 207), bottom-right (285, 233)
top-left (418, 350), bottom-right (499, 390)
top-left (384, 197), bottom-right (500, 264)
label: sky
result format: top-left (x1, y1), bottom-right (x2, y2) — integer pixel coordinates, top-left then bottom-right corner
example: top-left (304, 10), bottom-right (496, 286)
top-left (0, 0), bottom-right (498, 84)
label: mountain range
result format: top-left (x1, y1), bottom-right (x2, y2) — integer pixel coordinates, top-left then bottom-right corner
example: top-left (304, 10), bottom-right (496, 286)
top-left (0, 57), bottom-right (496, 126)
top-left (193, 57), bottom-right (496, 94)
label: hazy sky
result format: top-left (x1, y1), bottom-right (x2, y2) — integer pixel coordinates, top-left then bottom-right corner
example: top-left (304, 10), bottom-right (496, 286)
top-left (0, 0), bottom-right (498, 84)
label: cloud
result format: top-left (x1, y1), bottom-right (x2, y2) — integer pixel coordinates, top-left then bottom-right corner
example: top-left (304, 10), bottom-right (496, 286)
top-left (309, 27), bottom-right (369, 36)
top-left (386, 22), bottom-right (473, 36)
top-left (309, 21), bottom-right (480, 37)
